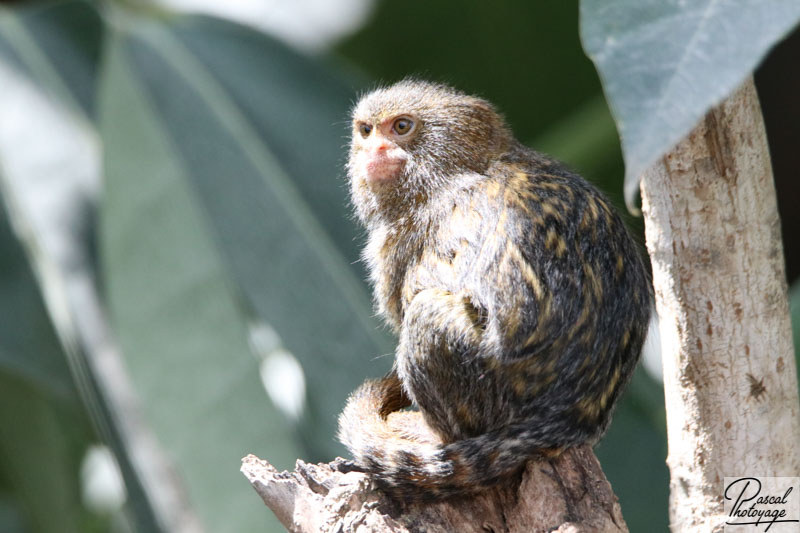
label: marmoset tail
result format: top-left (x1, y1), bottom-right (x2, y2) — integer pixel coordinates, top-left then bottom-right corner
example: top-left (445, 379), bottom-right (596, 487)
top-left (338, 80), bottom-right (652, 502)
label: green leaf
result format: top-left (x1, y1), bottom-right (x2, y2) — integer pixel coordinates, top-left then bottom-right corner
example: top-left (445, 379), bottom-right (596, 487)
top-left (102, 13), bottom-right (392, 469)
top-left (0, 0), bottom-right (102, 119)
top-left (0, 189), bottom-right (90, 533)
top-left (0, 189), bottom-right (77, 402)
top-left (0, 3), bottom-right (174, 531)
top-left (100, 13), bottom-right (386, 530)
top-left (580, 0), bottom-right (800, 209)
top-left (0, 372), bottom-right (92, 533)
top-left (0, 3), bottom-right (94, 407)
top-left (170, 16), bottom-right (368, 270)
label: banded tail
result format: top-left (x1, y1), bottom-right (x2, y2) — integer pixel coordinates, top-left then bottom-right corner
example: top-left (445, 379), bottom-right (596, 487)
top-left (337, 377), bottom-right (587, 501)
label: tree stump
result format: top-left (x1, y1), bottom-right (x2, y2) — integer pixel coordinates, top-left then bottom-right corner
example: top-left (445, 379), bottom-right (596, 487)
top-left (241, 445), bottom-right (627, 533)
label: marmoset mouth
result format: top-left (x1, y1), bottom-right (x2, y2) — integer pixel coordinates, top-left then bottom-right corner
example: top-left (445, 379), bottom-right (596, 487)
top-left (365, 156), bottom-right (406, 184)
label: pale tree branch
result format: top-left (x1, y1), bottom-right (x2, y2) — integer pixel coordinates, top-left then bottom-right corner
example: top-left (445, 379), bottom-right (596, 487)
top-left (641, 77), bottom-right (800, 532)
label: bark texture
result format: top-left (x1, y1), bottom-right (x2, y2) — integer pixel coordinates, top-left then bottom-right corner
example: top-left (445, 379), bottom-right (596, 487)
top-left (640, 77), bottom-right (800, 532)
top-left (241, 445), bottom-right (627, 533)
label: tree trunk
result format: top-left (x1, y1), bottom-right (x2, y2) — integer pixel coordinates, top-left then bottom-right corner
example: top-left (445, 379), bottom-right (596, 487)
top-left (640, 77), bottom-right (800, 532)
top-left (241, 445), bottom-right (627, 533)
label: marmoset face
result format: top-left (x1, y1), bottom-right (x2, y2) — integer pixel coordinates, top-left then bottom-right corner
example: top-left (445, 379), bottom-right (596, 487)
top-left (350, 113), bottom-right (418, 185)
top-left (347, 80), bottom-right (512, 225)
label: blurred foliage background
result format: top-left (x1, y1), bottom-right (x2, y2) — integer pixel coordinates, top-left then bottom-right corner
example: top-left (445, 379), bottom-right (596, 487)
top-left (0, 1), bottom-right (797, 532)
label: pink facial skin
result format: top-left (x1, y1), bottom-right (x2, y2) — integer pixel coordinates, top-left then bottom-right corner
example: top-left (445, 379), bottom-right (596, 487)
top-left (354, 118), bottom-right (412, 184)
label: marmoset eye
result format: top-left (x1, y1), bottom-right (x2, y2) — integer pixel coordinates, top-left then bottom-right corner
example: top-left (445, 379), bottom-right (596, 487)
top-left (392, 117), bottom-right (415, 136)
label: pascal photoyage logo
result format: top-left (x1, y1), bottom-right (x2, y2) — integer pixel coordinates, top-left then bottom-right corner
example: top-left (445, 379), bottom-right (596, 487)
top-left (724, 477), bottom-right (800, 531)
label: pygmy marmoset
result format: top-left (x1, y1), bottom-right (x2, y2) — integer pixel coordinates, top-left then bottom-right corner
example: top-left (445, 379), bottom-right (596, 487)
top-left (338, 80), bottom-right (652, 501)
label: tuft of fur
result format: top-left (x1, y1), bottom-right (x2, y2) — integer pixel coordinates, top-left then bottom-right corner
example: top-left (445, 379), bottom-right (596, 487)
top-left (340, 80), bottom-right (652, 502)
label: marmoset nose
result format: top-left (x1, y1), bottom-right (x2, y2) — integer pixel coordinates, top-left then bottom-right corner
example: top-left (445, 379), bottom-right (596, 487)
top-left (366, 136), bottom-right (392, 155)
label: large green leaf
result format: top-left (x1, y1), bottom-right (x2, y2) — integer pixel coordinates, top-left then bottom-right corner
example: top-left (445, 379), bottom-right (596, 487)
top-left (102, 12), bottom-right (392, 465)
top-left (0, 188), bottom-right (77, 402)
top-left (0, 123), bottom-right (90, 533)
top-left (0, 3), bottom-right (185, 532)
top-left (170, 16), bottom-right (367, 269)
top-left (100, 12), bottom-right (392, 531)
top-left (580, 0), bottom-right (800, 208)
top-left (0, 0), bottom-right (101, 119)
top-left (101, 41), bottom-right (290, 532)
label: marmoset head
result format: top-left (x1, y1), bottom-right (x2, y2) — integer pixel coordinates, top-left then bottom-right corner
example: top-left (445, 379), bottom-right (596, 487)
top-left (347, 80), bottom-right (511, 222)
